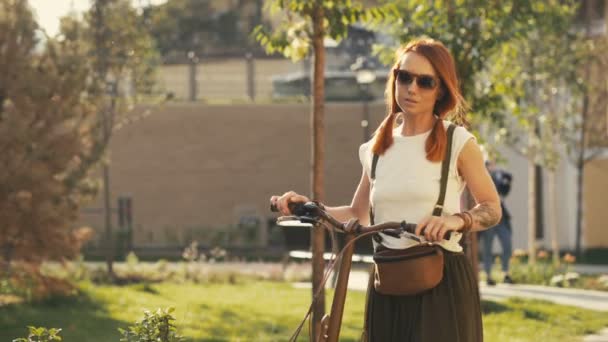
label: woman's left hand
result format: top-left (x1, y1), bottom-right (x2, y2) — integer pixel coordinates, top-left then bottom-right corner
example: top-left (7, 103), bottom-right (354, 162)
top-left (415, 215), bottom-right (464, 242)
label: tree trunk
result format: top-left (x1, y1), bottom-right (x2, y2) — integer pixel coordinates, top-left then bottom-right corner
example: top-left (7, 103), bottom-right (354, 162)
top-left (548, 171), bottom-right (560, 266)
top-left (1, 243), bottom-right (14, 275)
top-left (310, 3), bottom-right (326, 338)
top-left (575, 83), bottom-right (590, 259)
top-left (102, 86), bottom-right (114, 278)
top-left (528, 156), bottom-right (536, 265)
top-left (93, 0), bottom-right (115, 277)
top-left (535, 164), bottom-right (544, 239)
top-left (575, 158), bottom-right (585, 258)
top-left (103, 158), bottom-right (113, 275)
top-left (575, 0), bottom-right (594, 259)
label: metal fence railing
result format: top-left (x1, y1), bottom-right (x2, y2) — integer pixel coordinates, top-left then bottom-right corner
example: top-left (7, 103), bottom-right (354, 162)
top-left (157, 56), bottom-right (389, 103)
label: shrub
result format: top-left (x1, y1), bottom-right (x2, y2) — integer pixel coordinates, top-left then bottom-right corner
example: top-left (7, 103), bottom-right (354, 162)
top-left (509, 251), bottom-right (582, 288)
top-left (13, 326), bottom-right (62, 342)
top-left (1, 263), bottom-right (76, 302)
top-left (118, 307), bottom-right (183, 342)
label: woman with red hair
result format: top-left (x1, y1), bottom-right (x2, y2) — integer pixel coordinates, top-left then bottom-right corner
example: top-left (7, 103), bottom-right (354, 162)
top-left (271, 38), bottom-right (500, 341)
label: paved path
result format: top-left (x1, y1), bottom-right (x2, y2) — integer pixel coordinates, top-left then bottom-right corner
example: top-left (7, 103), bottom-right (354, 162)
top-left (479, 282), bottom-right (608, 311)
top-left (294, 270), bottom-right (608, 311)
top-left (573, 264), bottom-right (608, 275)
top-left (584, 328), bottom-right (608, 342)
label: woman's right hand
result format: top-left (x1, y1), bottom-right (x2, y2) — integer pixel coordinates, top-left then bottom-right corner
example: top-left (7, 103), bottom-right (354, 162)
top-left (270, 191), bottom-right (310, 216)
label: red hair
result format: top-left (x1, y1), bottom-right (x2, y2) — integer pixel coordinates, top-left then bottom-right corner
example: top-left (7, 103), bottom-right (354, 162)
top-left (372, 38), bottom-right (467, 162)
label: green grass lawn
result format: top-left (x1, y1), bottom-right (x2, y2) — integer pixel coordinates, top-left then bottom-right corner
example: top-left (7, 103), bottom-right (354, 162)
top-left (1, 281), bottom-right (607, 341)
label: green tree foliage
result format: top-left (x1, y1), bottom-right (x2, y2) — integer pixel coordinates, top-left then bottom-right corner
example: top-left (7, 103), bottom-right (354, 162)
top-left (481, 1), bottom-right (580, 163)
top-left (76, 0), bottom-right (162, 175)
top-left (253, 0), bottom-right (379, 61)
top-left (144, 0), bottom-right (263, 61)
top-left (479, 1), bottom-right (608, 259)
top-left (371, 1), bottom-right (573, 127)
top-left (481, 1), bottom-right (581, 264)
top-left (85, 0), bottom-right (161, 105)
top-left (145, 0), bottom-right (216, 59)
top-left (564, 35), bottom-right (608, 163)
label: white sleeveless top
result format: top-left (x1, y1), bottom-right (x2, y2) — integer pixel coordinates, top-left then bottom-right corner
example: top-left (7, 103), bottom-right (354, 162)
top-left (359, 120), bottom-right (476, 252)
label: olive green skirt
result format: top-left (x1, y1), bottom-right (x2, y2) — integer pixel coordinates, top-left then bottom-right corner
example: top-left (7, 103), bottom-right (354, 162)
top-left (364, 251), bottom-right (483, 342)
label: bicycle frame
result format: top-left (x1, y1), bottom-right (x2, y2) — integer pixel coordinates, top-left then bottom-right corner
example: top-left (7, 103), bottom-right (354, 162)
top-left (321, 232), bottom-right (356, 342)
top-left (273, 202), bottom-right (420, 342)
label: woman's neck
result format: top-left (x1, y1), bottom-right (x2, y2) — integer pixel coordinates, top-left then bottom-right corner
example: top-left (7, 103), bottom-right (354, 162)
top-left (400, 112), bottom-right (437, 136)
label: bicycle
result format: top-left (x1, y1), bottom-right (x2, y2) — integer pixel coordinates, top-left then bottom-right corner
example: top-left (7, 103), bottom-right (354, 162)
top-left (271, 201), bottom-right (455, 342)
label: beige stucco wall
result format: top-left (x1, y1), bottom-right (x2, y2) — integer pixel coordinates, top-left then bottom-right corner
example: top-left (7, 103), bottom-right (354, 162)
top-left (82, 103), bottom-right (386, 246)
top-left (81, 103), bottom-right (608, 250)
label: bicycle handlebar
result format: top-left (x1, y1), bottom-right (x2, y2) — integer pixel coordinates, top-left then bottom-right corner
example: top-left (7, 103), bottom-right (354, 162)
top-left (271, 201), bottom-right (452, 240)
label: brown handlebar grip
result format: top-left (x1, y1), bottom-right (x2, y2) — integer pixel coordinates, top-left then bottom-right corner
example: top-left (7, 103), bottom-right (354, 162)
top-left (403, 223), bottom-right (453, 239)
top-left (269, 202), bottom-right (306, 215)
top-left (419, 228), bottom-right (453, 240)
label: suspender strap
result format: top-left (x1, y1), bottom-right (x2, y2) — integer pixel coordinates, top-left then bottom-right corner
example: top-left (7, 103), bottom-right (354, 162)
top-left (369, 154), bottom-right (380, 225)
top-left (432, 123), bottom-right (457, 217)
top-left (370, 154), bottom-right (379, 179)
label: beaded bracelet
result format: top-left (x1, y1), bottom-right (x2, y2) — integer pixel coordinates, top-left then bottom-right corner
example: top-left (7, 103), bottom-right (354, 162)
top-left (453, 211), bottom-right (473, 233)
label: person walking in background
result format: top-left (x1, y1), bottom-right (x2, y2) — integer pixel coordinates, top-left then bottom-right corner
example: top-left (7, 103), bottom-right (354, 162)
top-left (480, 159), bottom-right (514, 285)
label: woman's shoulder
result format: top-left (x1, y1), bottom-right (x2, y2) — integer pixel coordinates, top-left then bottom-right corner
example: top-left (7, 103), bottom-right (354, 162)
top-left (441, 119), bottom-right (466, 130)
top-left (359, 138), bottom-right (374, 156)
top-left (441, 119), bottom-right (477, 167)
top-left (358, 138), bottom-right (375, 173)
top-left (441, 120), bottom-right (475, 141)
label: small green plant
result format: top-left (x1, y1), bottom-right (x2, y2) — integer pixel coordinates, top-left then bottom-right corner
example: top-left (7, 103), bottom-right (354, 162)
top-left (126, 251), bottom-right (140, 271)
top-left (13, 326), bottom-right (62, 342)
top-left (119, 307), bottom-right (183, 342)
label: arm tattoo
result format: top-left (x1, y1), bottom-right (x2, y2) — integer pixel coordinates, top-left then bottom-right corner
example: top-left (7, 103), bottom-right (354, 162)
top-left (469, 202), bottom-right (500, 229)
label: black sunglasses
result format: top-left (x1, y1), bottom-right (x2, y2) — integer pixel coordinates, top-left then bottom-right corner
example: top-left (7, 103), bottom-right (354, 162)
top-left (393, 69), bottom-right (439, 90)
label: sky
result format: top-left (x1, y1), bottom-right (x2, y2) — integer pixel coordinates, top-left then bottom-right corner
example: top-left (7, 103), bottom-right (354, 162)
top-left (28, 0), bottom-right (167, 36)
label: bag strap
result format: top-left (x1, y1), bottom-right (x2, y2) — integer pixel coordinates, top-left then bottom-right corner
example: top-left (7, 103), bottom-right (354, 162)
top-left (369, 123), bottom-right (457, 224)
top-left (432, 123), bottom-right (457, 216)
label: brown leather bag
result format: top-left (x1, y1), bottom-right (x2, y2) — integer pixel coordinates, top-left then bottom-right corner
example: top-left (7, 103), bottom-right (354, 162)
top-left (371, 123), bottom-right (456, 296)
